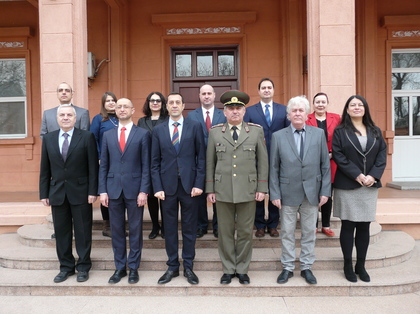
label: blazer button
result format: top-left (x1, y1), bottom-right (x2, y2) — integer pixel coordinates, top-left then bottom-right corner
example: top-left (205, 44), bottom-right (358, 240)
top-left (233, 155), bottom-right (237, 158)
top-left (233, 174), bottom-right (237, 177)
top-left (233, 165), bottom-right (237, 168)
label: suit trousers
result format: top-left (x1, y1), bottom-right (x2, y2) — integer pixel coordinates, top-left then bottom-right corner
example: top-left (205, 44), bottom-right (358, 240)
top-left (109, 192), bottom-right (144, 270)
top-left (254, 199), bottom-right (279, 229)
top-left (161, 178), bottom-right (198, 271)
top-left (280, 197), bottom-right (318, 271)
top-left (217, 200), bottom-right (256, 274)
top-left (197, 193), bottom-right (218, 231)
top-left (52, 196), bottom-right (92, 272)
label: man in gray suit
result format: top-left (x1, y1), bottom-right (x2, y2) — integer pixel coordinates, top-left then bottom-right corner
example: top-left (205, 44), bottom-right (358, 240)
top-left (40, 82), bottom-right (90, 139)
top-left (270, 95), bottom-right (330, 285)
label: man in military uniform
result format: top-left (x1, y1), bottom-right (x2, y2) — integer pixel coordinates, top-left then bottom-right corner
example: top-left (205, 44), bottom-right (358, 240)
top-left (206, 90), bottom-right (269, 285)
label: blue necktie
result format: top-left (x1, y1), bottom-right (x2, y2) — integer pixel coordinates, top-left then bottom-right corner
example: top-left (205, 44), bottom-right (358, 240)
top-left (265, 104), bottom-right (271, 126)
top-left (62, 133), bottom-right (69, 161)
top-left (172, 122), bottom-right (180, 153)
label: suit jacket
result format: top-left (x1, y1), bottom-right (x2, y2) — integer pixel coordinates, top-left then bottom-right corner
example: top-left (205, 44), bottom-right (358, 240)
top-left (306, 112), bottom-right (341, 182)
top-left (243, 102), bottom-right (290, 155)
top-left (332, 126), bottom-right (387, 190)
top-left (98, 125), bottom-right (151, 199)
top-left (269, 125), bottom-right (331, 206)
top-left (151, 118), bottom-right (206, 196)
top-left (39, 128), bottom-right (98, 206)
top-left (40, 105), bottom-right (90, 138)
top-left (206, 122), bottom-right (269, 203)
top-left (187, 107), bottom-right (226, 145)
top-left (137, 115), bottom-right (167, 133)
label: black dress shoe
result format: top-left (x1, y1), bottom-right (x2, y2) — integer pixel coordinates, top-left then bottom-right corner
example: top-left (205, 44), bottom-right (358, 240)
top-left (54, 270), bottom-right (75, 283)
top-left (196, 229), bottom-right (207, 238)
top-left (77, 271), bottom-right (89, 282)
top-left (158, 270), bottom-right (179, 284)
top-left (220, 273), bottom-right (234, 284)
top-left (213, 229), bottom-right (218, 238)
top-left (184, 269), bottom-right (199, 285)
top-left (236, 273), bottom-right (250, 284)
top-left (301, 269), bottom-right (317, 284)
top-left (108, 269), bottom-right (127, 284)
top-left (161, 232), bottom-right (165, 239)
top-left (128, 269), bottom-right (139, 284)
top-left (277, 270), bottom-right (293, 284)
top-left (51, 233), bottom-right (56, 239)
top-left (148, 229), bottom-right (159, 239)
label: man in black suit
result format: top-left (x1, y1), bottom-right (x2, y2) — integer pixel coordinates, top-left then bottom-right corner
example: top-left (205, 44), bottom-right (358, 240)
top-left (40, 104), bottom-right (98, 283)
top-left (187, 84), bottom-right (226, 238)
top-left (99, 98), bottom-right (151, 284)
top-left (151, 92), bottom-right (206, 285)
top-left (244, 78), bottom-right (290, 238)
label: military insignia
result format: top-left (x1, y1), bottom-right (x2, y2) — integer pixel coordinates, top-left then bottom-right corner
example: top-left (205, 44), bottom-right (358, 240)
top-left (231, 96), bottom-right (238, 102)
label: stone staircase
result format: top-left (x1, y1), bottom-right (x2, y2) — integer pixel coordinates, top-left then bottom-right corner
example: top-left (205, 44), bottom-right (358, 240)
top-left (0, 208), bottom-right (419, 297)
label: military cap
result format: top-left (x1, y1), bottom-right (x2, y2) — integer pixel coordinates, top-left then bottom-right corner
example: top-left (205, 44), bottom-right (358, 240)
top-left (220, 90), bottom-right (250, 107)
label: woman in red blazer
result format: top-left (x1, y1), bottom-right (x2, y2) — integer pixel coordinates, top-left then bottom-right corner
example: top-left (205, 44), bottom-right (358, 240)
top-left (306, 92), bottom-right (341, 236)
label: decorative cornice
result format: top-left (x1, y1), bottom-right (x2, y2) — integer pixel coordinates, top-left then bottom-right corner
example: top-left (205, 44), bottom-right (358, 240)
top-left (392, 30), bottom-right (420, 38)
top-left (166, 26), bottom-right (241, 36)
top-left (0, 41), bottom-right (24, 48)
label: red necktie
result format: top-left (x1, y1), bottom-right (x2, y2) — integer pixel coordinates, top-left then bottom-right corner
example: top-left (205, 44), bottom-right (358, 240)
top-left (120, 127), bottom-right (126, 152)
top-left (205, 111), bottom-right (211, 133)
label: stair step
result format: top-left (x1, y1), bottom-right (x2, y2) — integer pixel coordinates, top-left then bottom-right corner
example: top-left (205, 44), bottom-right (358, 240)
top-left (16, 222), bottom-right (382, 249)
top-left (0, 240), bottom-right (419, 297)
top-left (0, 231), bottom-right (413, 271)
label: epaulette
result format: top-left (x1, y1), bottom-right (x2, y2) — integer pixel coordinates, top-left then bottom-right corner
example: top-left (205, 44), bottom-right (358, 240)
top-left (246, 122), bottom-right (262, 128)
top-left (211, 123), bottom-right (224, 129)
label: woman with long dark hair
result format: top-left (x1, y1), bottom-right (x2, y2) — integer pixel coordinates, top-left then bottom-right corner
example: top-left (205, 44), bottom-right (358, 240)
top-left (332, 95), bottom-right (387, 282)
top-left (137, 91), bottom-right (168, 239)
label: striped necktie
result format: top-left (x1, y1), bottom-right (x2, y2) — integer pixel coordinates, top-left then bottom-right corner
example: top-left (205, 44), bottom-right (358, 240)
top-left (172, 122), bottom-right (180, 152)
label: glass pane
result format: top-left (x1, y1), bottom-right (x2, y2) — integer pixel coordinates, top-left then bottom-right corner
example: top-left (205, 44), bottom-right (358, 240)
top-left (392, 72), bottom-right (420, 90)
top-left (175, 54), bottom-right (192, 77)
top-left (0, 101), bottom-right (26, 135)
top-left (413, 96), bottom-right (420, 136)
top-left (394, 97), bottom-right (409, 136)
top-left (197, 53), bottom-right (213, 77)
top-left (0, 59), bottom-right (26, 97)
top-left (218, 52), bottom-right (234, 76)
top-left (392, 53), bottom-right (420, 68)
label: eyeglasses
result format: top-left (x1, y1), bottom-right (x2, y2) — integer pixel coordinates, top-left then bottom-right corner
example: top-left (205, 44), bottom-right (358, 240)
top-left (58, 88), bottom-right (71, 93)
top-left (150, 99), bottom-right (162, 103)
top-left (116, 105), bottom-right (133, 110)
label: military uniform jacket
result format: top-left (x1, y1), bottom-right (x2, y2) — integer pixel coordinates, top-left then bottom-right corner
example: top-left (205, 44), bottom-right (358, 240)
top-left (206, 121), bottom-right (269, 203)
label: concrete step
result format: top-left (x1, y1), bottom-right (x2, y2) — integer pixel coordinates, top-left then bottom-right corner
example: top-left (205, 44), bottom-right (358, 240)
top-left (0, 230), bottom-right (413, 271)
top-left (0, 240), bottom-right (419, 297)
top-left (16, 222), bottom-right (382, 249)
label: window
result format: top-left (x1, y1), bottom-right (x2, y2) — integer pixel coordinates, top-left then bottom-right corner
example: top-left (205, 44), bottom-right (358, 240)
top-left (0, 58), bottom-right (27, 138)
top-left (392, 49), bottom-right (420, 136)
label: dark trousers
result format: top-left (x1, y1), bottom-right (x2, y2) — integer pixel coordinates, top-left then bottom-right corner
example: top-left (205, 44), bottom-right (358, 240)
top-left (109, 192), bottom-right (144, 270)
top-left (317, 196), bottom-right (332, 228)
top-left (340, 220), bottom-right (371, 260)
top-left (147, 195), bottom-right (164, 233)
top-left (52, 196), bottom-right (92, 272)
top-left (161, 179), bottom-right (198, 271)
top-left (100, 203), bottom-right (109, 221)
top-left (197, 193), bottom-right (218, 231)
top-left (254, 199), bottom-right (279, 229)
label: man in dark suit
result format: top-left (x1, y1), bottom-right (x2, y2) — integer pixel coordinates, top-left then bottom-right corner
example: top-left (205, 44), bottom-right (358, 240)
top-left (243, 78), bottom-right (290, 238)
top-left (39, 104), bottom-right (98, 283)
top-left (270, 95), bottom-right (331, 285)
top-left (40, 82), bottom-right (90, 139)
top-left (187, 84), bottom-right (226, 238)
top-left (151, 92), bottom-right (206, 285)
top-left (99, 98), bottom-right (151, 284)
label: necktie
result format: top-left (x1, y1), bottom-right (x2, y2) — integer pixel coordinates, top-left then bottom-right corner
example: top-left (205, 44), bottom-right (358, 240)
top-left (232, 126), bottom-right (238, 142)
top-left (119, 127), bottom-right (126, 152)
top-left (172, 122), bottom-right (180, 153)
top-left (296, 129), bottom-right (304, 159)
top-left (205, 111), bottom-right (211, 133)
top-left (265, 104), bottom-right (271, 126)
top-left (62, 133), bottom-right (69, 161)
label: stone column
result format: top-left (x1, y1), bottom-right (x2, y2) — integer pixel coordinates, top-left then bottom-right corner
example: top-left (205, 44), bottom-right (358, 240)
top-left (306, 0), bottom-right (356, 112)
top-left (39, 0), bottom-right (88, 111)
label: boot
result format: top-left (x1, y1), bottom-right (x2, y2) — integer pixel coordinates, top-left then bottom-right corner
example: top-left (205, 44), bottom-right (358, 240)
top-left (343, 259), bottom-right (357, 282)
top-left (355, 258), bottom-right (370, 282)
top-left (102, 220), bottom-right (112, 238)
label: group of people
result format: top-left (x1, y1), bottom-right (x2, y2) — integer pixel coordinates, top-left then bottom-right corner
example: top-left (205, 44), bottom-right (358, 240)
top-left (39, 79), bottom-right (386, 286)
